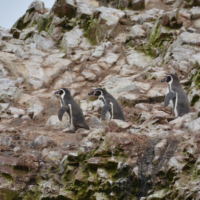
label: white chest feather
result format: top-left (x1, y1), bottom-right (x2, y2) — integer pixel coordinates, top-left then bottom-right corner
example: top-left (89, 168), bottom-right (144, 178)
top-left (174, 92), bottom-right (178, 117)
top-left (68, 104), bottom-right (74, 129)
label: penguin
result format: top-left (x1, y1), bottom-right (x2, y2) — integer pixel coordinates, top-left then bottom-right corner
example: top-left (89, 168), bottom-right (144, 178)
top-left (88, 88), bottom-right (126, 121)
top-left (54, 88), bottom-right (89, 133)
top-left (161, 73), bottom-right (190, 117)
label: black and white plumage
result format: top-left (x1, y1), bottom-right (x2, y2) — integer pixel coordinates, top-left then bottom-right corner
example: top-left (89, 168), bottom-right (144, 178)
top-left (54, 88), bottom-right (89, 133)
top-left (88, 88), bottom-right (126, 122)
top-left (161, 73), bottom-right (190, 117)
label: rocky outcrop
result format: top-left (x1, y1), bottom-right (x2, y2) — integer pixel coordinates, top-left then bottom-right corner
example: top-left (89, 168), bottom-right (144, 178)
top-left (1, 0), bottom-right (200, 199)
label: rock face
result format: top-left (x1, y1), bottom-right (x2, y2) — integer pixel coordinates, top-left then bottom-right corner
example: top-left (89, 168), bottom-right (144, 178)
top-left (1, 0), bottom-right (200, 199)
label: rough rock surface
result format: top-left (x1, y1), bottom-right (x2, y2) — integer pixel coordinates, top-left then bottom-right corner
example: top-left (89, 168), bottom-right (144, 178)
top-left (0, 0), bottom-right (200, 199)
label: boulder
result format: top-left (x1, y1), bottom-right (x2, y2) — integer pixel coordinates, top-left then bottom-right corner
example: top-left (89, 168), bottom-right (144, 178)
top-left (19, 27), bottom-right (35, 40)
top-left (32, 34), bottom-right (54, 51)
top-left (28, 1), bottom-right (45, 14)
top-left (126, 48), bottom-right (152, 69)
top-left (45, 115), bottom-right (70, 129)
top-left (130, 0), bottom-right (145, 10)
top-left (8, 107), bottom-right (25, 115)
top-left (61, 27), bottom-right (84, 53)
top-left (0, 137), bottom-right (12, 147)
top-left (86, 7), bottom-right (125, 44)
top-left (76, 0), bottom-right (97, 18)
top-left (45, 150), bottom-right (62, 162)
top-left (82, 70), bottom-right (97, 81)
top-left (27, 104), bottom-right (44, 120)
top-left (0, 103), bottom-right (9, 113)
top-left (51, 0), bottom-right (76, 19)
top-left (0, 86), bottom-right (22, 103)
top-left (34, 135), bottom-right (56, 150)
top-left (111, 119), bottom-right (131, 130)
top-left (147, 189), bottom-right (167, 200)
top-left (89, 116), bottom-right (104, 129)
top-left (126, 25), bottom-right (145, 41)
top-left (98, 52), bottom-right (119, 68)
top-left (0, 31), bottom-right (12, 40)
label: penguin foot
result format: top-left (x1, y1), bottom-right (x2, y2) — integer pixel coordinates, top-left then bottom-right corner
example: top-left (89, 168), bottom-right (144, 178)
top-left (64, 129), bottom-right (75, 133)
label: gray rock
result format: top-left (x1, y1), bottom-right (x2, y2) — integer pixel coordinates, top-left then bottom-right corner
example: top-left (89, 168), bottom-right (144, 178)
top-left (76, 0), bottom-right (97, 18)
top-left (0, 31), bottom-right (12, 40)
top-left (53, 70), bottom-right (76, 89)
top-left (88, 64), bottom-right (102, 75)
top-left (101, 75), bottom-right (151, 96)
top-left (61, 27), bottom-right (83, 53)
top-left (14, 146), bottom-right (22, 153)
top-left (189, 7), bottom-right (200, 19)
top-left (0, 103), bottom-right (9, 113)
top-left (148, 70), bottom-right (167, 80)
top-left (51, 0), bottom-right (75, 19)
top-left (19, 27), bottom-right (35, 40)
top-left (82, 70), bottom-right (97, 81)
top-left (130, 0), bottom-right (145, 10)
top-left (0, 136), bottom-right (12, 147)
top-left (127, 25), bottom-right (145, 40)
top-left (176, 32), bottom-right (200, 46)
top-left (32, 34), bottom-right (54, 51)
top-left (45, 115), bottom-right (70, 129)
top-left (21, 115), bottom-right (31, 122)
top-left (147, 189), bottom-right (167, 200)
top-left (184, 117), bottom-right (200, 132)
top-left (126, 48), bottom-right (152, 69)
top-left (93, 192), bottom-right (109, 200)
top-left (2, 43), bottom-right (24, 55)
top-left (34, 135), bottom-right (56, 150)
top-left (0, 86), bottom-right (22, 103)
top-left (89, 116), bottom-right (104, 129)
top-left (88, 7), bottom-right (125, 44)
top-left (8, 107), bottom-right (25, 115)
top-left (0, 64), bottom-right (8, 78)
top-left (28, 1), bottom-right (45, 14)
top-left (155, 139), bottom-right (168, 156)
top-left (27, 104), bottom-right (44, 120)
top-left (90, 42), bottom-right (112, 60)
top-left (98, 52), bottom-right (119, 68)
top-left (45, 150), bottom-right (62, 162)
top-left (111, 119), bottom-right (131, 129)
top-left (135, 103), bottom-right (149, 111)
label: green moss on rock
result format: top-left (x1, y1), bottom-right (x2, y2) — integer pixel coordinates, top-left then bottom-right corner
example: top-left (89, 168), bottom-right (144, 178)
top-left (0, 188), bottom-right (19, 200)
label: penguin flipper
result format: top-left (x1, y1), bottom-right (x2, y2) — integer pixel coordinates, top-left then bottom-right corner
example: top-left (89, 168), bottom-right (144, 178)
top-left (58, 105), bottom-right (69, 121)
top-left (101, 104), bottom-right (111, 121)
top-left (165, 91), bottom-right (176, 106)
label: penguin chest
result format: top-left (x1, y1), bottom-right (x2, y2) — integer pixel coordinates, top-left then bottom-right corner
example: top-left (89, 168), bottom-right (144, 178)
top-left (105, 102), bottom-right (114, 121)
top-left (174, 92), bottom-right (178, 117)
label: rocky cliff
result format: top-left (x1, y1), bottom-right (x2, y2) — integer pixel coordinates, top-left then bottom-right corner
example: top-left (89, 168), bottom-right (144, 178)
top-left (0, 0), bottom-right (200, 199)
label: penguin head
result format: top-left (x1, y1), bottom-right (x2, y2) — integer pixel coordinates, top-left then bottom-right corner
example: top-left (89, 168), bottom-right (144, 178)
top-left (54, 88), bottom-right (71, 97)
top-left (88, 88), bottom-right (106, 97)
top-left (161, 74), bottom-right (180, 84)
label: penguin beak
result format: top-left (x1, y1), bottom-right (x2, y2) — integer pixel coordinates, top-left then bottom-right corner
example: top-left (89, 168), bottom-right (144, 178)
top-left (88, 90), bottom-right (95, 95)
top-left (161, 77), bottom-right (167, 82)
top-left (54, 90), bottom-right (60, 95)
